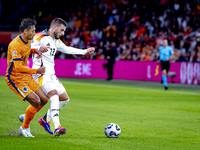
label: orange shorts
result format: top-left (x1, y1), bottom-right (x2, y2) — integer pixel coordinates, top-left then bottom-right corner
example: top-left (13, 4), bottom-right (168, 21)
top-left (5, 74), bottom-right (40, 100)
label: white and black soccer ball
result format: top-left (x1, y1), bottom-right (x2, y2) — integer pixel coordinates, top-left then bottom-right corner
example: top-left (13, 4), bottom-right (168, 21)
top-left (105, 123), bottom-right (121, 138)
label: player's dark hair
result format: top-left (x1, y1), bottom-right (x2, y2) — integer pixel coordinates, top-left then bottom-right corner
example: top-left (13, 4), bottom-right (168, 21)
top-left (163, 38), bottom-right (170, 44)
top-left (50, 18), bottom-right (67, 28)
top-left (20, 18), bottom-right (36, 32)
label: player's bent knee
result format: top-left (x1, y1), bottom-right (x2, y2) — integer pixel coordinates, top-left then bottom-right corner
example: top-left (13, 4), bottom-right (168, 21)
top-left (34, 99), bottom-right (41, 108)
top-left (26, 92), bottom-right (41, 108)
top-left (32, 94), bottom-right (41, 107)
top-left (66, 97), bottom-right (70, 101)
top-left (59, 92), bottom-right (69, 101)
top-left (47, 89), bottom-right (58, 98)
top-left (40, 95), bottom-right (48, 104)
top-left (63, 95), bottom-right (69, 101)
top-left (35, 87), bottom-right (48, 104)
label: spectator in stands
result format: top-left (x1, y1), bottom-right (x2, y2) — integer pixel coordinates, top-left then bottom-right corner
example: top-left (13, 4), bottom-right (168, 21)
top-left (151, 46), bottom-right (160, 61)
top-left (104, 20), bottom-right (117, 42)
top-left (188, 49), bottom-right (197, 62)
top-left (2, 0), bottom-right (200, 63)
top-left (140, 48), bottom-right (152, 61)
top-left (73, 16), bottom-right (82, 30)
top-left (105, 41), bottom-right (117, 80)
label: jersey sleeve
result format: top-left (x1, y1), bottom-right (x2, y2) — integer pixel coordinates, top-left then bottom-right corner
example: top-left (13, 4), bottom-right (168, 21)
top-left (14, 61), bottom-right (37, 74)
top-left (11, 43), bottom-right (37, 74)
top-left (30, 39), bottom-right (41, 54)
top-left (57, 39), bottom-right (87, 55)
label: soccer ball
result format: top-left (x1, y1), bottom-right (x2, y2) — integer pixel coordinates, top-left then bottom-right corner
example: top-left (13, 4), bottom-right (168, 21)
top-left (19, 114), bottom-right (25, 122)
top-left (105, 123), bottom-right (121, 138)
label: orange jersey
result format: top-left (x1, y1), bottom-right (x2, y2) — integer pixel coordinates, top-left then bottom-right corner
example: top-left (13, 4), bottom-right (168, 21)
top-left (5, 35), bottom-right (39, 100)
top-left (6, 35), bottom-right (37, 78)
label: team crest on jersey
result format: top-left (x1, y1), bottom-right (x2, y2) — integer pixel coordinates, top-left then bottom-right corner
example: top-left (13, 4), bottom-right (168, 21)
top-left (22, 87), bottom-right (28, 92)
top-left (13, 51), bottom-right (17, 56)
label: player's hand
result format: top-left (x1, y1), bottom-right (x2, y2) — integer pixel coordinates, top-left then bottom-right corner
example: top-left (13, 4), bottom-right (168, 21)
top-left (39, 46), bottom-right (50, 53)
top-left (35, 50), bottom-right (42, 59)
top-left (86, 47), bottom-right (95, 54)
top-left (36, 66), bottom-right (46, 74)
top-left (35, 46), bottom-right (50, 59)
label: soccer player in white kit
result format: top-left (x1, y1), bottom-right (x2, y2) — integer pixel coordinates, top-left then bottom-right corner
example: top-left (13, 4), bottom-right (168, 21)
top-left (31, 18), bottom-right (95, 136)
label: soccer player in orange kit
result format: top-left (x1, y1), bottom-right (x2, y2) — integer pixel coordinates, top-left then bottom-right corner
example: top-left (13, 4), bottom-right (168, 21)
top-left (5, 18), bottom-right (49, 137)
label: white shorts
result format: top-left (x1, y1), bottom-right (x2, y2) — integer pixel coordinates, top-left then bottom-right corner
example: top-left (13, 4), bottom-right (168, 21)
top-left (32, 74), bottom-right (66, 95)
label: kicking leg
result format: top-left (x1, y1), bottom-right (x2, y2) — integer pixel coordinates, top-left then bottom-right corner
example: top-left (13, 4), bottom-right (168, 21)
top-left (44, 91), bottom-right (69, 122)
top-left (47, 90), bottom-right (66, 136)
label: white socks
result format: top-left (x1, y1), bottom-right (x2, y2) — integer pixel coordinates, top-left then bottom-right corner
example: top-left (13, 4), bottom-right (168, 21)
top-left (46, 109), bottom-right (51, 123)
top-left (45, 98), bottom-right (70, 129)
top-left (59, 99), bottom-right (70, 110)
top-left (50, 95), bottom-right (60, 129)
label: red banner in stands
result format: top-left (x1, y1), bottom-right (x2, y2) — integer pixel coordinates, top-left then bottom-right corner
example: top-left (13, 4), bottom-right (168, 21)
top-left (0, 32), bottom-right (20, 44)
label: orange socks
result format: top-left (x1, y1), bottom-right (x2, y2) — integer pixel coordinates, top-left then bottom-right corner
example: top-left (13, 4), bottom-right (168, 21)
top-left (22, 104), bottom-right (37, 129)
top-left (22, 104), bottom-right (44, 129)
top-left (37, 104), bottom-right (44, 112)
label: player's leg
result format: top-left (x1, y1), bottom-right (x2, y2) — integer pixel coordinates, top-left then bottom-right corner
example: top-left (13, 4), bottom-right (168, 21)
top-left (44, 87), bottom-right (69, 121)
top-left (34, 87), bottom-right (48, 111)
top-left (47, 89), bottom-right (60, 128)
top-left (59, 92), bottom-right (70, 110)
top-left (50, 77), bottom-right (69, 136)
top-left (162, 69), bottom-right (168, 89)
top-left (21, 78), bottom-right (49, 137)
top-left (22, 92), bottom-right (41, 126)
top-left (35, 75), bottom-right (57, 134)
top-left (47, 89), bottom-right (67, 136)
top-left (23, 78), bottom-right (48, 129)
top-left (42, 92), bottom-right (69, 127)
top-left (19, 91), bottom-right (41, 137)
top-left (164, 62), bottom-right (170, 89)
top-left (38, 75), bottom-right (67, 136)
top-left (40, 82), bottom-right (64, 135)
top-left (42, 90), bottom-right (69, 134)
top-left (161, 61), bottom-right (168, 89)
top-left (166, 62), bottom-right (170, 77)
top-left (5, 76), bottom-right (41, 137)
top-left (54, 83), bottom-right (70, 136)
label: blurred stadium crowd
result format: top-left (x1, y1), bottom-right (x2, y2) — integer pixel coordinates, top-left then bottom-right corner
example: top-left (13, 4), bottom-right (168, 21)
top-left (1, 0), bottom-right (200, 62)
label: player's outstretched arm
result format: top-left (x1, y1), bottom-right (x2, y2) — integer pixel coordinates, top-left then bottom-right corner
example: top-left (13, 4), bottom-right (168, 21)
top-left (58, 40), bottom-right (95, 55)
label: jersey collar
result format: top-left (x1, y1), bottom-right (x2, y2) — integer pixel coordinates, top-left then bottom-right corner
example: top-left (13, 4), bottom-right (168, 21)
top-left (19, 35), bottom-right (28, 44)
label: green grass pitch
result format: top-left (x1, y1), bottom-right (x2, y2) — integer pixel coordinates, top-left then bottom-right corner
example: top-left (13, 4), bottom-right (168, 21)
top-left (0, 76), bottom-right (200, 150)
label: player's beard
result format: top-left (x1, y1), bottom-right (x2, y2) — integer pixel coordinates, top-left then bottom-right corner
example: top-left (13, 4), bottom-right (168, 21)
top-left (27, 34), bottom-right (34, 40)
top-left (53, 31), bottom-right (60, 39)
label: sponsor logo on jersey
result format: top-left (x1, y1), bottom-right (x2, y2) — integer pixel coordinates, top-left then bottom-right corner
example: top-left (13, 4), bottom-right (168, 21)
top-left (22, 87), bottom-right (28, 92)
top-left (46, 43), bottom-right (50, 46)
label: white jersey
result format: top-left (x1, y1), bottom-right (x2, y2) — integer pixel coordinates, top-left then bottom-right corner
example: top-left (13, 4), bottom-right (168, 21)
top-left (31, 29), bottom-right (87, 75)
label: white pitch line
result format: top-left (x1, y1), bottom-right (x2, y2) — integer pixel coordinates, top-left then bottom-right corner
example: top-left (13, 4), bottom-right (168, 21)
top-left (61, 81), bottom-right (200, 96)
